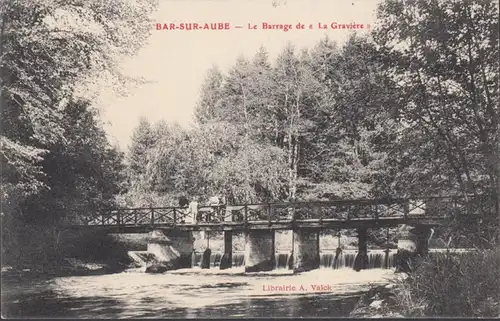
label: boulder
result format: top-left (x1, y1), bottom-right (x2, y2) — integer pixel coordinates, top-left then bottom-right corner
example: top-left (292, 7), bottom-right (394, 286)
top-left (370, 299), bottom-right (384, 309)
top-left (144, 253), bottom-right (193, 273)
top-left (145, 263), bottom-right (170, 274)
top-left (350, 284), bottom-right (401, 318)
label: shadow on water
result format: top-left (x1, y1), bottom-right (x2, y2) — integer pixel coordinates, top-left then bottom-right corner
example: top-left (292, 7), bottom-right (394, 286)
top-left (196, 293), bottom-right (363, 318)
top-left (2, 289), bottom-right (363, 318)
top-left (1, 291), bottom-right (125, 318)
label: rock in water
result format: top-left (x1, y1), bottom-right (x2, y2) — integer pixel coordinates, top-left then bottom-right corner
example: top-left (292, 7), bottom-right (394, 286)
top-left (370, 299), bottom-right (384, 309)
top-left (201, 248), bottom-right (211, 269)
top-left (145, 263), bottom-right (169, 274)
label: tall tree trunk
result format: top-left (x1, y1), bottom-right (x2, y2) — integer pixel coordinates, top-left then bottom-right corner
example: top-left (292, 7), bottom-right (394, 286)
top-left (0, 10), bottom-right (6, 112)
top-left (287, 116), bottom-right (294, 201)
top-left (292, 136), bottom-right (298, 200)
top-left (291, 92), bottom-right (302, 201)
top-left (496, 107), bottom-right (500, 243)
top-left (240, 83), bottom-right (250, 203)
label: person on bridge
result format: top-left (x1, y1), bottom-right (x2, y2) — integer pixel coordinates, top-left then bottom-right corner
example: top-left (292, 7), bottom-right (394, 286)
top-left (179, 196), bottom-right (189, 208)
top-left (185, 197), bottom-right (199, 224)
top-left (178, 196), bottom-right (189, 223)
top-left (208, 195), bottom-right (221, 222)
top-left (219, 194), bottom-right (227, 222)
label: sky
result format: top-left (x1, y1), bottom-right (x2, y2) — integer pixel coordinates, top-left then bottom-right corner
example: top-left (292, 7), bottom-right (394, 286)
top-left (98, 0), bottom-right (382, 150)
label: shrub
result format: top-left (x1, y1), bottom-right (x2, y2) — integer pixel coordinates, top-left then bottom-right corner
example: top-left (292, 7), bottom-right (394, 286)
top-left (393, 247), bottom-right (500, 317)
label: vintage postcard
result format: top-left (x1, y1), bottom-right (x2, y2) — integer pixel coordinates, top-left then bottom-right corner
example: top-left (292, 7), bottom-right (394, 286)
top-left (1, 0), bottom-right (499, 318)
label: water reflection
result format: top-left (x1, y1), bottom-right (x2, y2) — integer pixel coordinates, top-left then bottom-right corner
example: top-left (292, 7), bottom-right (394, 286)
top-left (2, 268), bottom-right (394, 318)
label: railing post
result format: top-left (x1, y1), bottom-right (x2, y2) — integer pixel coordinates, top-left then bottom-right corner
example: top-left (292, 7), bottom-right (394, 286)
top-left (173, 208), bottom-right (177, 225)
top-left (347, 205), bottom-right (351, 221)
top-left (375, 204), bottom-right (379, 220)
top-left (134, 211), bottom-right (138, 225)
top-left (267, 204), bottom-right (272, 225)
top-left (101, 213), bottom-right (105, 225)
top-left (150, 207), bottom-right (155, 227)
top-left (117, 211), bottom-right (121, 227)
top-left (244, 205), bottom-right (248, 223)
top-left (404, 200), bottom-right (409, 220)
top-left (384, 227), bottom-right (390, 269)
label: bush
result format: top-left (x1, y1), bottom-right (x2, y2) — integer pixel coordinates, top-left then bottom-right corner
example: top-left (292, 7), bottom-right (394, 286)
top-left (393, 247), bottom-right (500, 317)
top-left (1, 224), bottom-right (131, 271)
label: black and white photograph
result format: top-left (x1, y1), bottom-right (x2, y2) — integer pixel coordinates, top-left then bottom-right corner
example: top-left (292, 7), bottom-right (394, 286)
top-left (1, 0), bottom-right (499, 318)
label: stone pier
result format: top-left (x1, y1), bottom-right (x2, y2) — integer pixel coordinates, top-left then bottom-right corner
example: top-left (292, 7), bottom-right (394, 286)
top-left (413, 225), bottom-right (433, 256)
top-left (395, 224), bottom-right (432, 272)
top-left (353, 228), bottom-right (369, 271)
top-left (219, 230), bottom-right (232, 270)
top-left (147, 229), bottom-right (194, 272)
top-left (292, 228), bottom-right (320, 273)
top-left (244, 230), bottom-right (275, 272)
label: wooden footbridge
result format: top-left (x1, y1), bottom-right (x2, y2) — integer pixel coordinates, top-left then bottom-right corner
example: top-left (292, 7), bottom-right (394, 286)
top-left (68, 195), bottom-right (479, 233)
top-left (64, 194), bottom-right (487, 273)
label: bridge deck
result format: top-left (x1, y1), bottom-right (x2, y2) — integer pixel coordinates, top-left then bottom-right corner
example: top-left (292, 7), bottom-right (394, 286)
top-left (62, 195), bottom-right (473, 232)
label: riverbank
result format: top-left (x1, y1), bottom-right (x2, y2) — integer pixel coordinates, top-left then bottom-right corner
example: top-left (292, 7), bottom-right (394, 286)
top-left (1, 259), bottom-right (129, 284)
top-left (350, 248), bottom-right (500, 318)
top-left (349, 277), bottom-right (405, 318)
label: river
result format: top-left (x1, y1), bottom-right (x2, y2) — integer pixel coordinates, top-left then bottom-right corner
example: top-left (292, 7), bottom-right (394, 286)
top-left (2, 267), bottom-right (395, 318)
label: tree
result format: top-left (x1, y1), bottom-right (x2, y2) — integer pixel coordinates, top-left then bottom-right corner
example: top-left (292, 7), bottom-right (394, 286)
top-left (195, 66), bottom-right (225, 123)
top-left (23, 100), bottom-right (127, 224)
top-left (269, 44), bottom-right (324, 201)
top-left (374, 0), bottom-right (499, 242)
top-left (300, 35), bottom-right (400, 200)
top-left (1, 0), bottom-right (158, 222)
top-left (130, 121), bottom-right (288, 206)
top-left (128, 117), bottom-right (155, 180)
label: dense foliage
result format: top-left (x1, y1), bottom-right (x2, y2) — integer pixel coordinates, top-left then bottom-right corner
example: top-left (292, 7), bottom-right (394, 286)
top-left (1, 0), bottom-right (157, 262)
top-left (394, 248), bottom-right (500, 317)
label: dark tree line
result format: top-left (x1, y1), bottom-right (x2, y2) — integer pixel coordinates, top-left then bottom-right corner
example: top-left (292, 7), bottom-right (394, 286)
top-left (1, 0), bottom-right (157, 258)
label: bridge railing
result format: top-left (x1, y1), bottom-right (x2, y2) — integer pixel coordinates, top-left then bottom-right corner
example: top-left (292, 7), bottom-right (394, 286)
top-left (80, 195), bottom-right (481, 227)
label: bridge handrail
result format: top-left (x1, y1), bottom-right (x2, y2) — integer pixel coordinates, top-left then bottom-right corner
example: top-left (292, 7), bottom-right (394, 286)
top-left (76, 193), bottom-right (487, 227)
top-left (105, 194), bottom-right (480, 213)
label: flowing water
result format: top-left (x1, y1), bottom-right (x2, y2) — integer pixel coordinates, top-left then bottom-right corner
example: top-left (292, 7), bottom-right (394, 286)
top-left (190, 249), bottom-right (397, 269)
top-left (1, 266), bottom-right (395, 318)
top-left (3, 249), bottom-right (463, 318)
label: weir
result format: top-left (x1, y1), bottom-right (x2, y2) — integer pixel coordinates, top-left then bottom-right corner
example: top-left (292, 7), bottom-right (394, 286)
top-left (190, 250), bottom-right (398, 270)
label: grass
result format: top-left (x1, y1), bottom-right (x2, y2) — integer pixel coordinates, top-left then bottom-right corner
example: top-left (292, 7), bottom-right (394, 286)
top-left (392, 246), bottom-right (500, 317)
